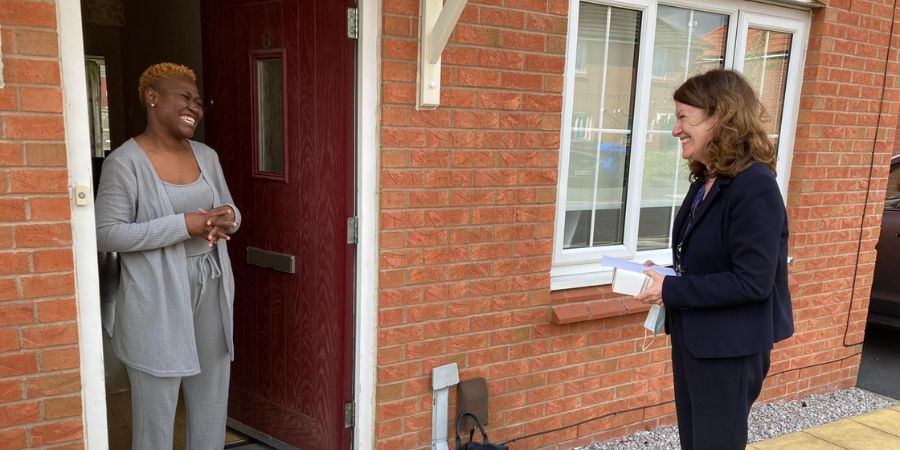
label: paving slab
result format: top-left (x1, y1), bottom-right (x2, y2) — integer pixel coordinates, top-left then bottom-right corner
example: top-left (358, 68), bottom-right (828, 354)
top-left (806, 419), bottom-right (900, 450)
top-left (751, 431), bottom-right (845, 450)
top-left (849, 409), bottom-right (900, 438)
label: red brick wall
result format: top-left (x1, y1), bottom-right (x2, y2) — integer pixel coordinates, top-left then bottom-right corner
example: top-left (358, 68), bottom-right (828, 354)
top-left (377, 0), bottom-right (568, 447)
top-left (777, 0), bottom-right (899, 394)
top-left (376, 1), bottom-right (899, 449)
top-left (3, 0), bottom-right (893, 449)
top-left (0, 1), bottom-right (85, 449)
top-left (790, 0), bottom-right (897, 365)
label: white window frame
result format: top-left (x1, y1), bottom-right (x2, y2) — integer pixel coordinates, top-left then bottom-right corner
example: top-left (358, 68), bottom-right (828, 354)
top-left (733, 11), bottom-right (808, 200)
top-left (552, 0), bottom-right (810, 290)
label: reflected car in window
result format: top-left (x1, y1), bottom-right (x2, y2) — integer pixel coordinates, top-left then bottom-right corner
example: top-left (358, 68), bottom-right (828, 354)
top-left (563, 140), bottom-right (630, 248)
top-left (868, 155), bottom-right (900, 329)
top-left (563, 139), bottom-right (688, 250)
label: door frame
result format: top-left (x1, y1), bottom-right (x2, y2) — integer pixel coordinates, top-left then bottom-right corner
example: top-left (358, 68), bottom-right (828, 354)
top-left (354, 0), bottom-right (380, 448)
top-left (58, 0), bottom-right (109, 447)
top-left (61, 0), bottom-right (381, 447)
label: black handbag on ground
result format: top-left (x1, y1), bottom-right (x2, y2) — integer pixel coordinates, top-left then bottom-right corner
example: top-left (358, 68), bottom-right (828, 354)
top-left (454, 411), bottom-right (508, 450)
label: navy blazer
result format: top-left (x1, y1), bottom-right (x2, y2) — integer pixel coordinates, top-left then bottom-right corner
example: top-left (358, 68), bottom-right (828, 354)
top-left (661, 162), bottom-right (794, 358)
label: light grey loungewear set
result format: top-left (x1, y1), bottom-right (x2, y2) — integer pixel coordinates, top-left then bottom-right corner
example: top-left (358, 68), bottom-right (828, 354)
top-left (95, 139), bottom-right (241, 450)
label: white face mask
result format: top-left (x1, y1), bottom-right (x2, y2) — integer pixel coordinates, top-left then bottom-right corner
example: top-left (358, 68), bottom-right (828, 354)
top-left (641, 304), bottom-right (666, 351)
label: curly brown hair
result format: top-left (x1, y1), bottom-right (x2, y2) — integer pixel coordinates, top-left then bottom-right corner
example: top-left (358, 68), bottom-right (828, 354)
top-left (137, 62), bottom-right (197, 109)
top-left (673, 69), bottom-right (776, 182)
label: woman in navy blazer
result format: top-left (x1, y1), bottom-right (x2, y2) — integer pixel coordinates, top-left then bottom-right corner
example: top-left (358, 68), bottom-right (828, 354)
top-left (635, 69), bottom-right (794, 450)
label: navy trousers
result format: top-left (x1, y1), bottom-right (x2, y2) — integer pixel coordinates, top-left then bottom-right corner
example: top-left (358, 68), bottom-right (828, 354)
top-left (670, 317), bottom-right (771, 450)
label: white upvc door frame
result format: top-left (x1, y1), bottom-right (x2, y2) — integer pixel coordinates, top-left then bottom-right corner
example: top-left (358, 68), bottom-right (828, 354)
top-left (60, 0), bottom-right (381, 447)
top-left (355, 0), bottom-right (381, 447)
top-left (58, 0), bottom-right (108, 448)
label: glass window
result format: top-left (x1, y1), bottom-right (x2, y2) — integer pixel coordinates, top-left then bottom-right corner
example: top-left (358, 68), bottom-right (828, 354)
top-left (742, 28), bottom-right (792, 150)
top-left (887, 160), bottom-right (900, 209)
top-left (85, 56), bottom-right (111, 158)
top-left (256, 57), bottom-right (285, 175)
top-left (639, 6), bottom-right (728, 251)
top-left (564, 4), bottom-right (641, 249)
top-left (553, 0), bottom-right (809, 289)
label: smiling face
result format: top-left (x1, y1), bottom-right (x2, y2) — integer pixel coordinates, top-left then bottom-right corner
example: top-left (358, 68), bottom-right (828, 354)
top-left (146, 75), bottom-right (204, 139)
top-left (672, 101), bottom-right (715, 166)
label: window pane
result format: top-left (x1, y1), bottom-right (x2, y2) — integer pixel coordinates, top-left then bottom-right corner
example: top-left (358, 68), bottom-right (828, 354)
top-left (638, 6), bottom-right (728, 250)
top-left (640, 132), bottom-right (691, 248)
top-left (564, 3), bottom-right (640, 249)
top-left (743, 28), bottom-right (792, 151)
top-left (257, 58), bottom-right (284, 174)
top-left (564, 133), bottom-right (631, 248)
top-left (886, 162), bottom-right (900, 209)
top-left (85, 57), bottom-right (111, 158)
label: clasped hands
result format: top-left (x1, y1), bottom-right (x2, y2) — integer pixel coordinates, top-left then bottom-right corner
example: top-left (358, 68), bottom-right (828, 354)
top-left (633, 260), bottom-right (666, 306)
top-left (186, 205), bottom-right (236, 247)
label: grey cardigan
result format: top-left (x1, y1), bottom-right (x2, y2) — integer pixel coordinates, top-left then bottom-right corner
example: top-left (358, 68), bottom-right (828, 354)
top-left (95, 139), bottom-right (241, 377)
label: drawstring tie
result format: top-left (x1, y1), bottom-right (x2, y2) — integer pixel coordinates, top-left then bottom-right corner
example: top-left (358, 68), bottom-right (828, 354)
top-left (194, 251), bottom-right (222, 314)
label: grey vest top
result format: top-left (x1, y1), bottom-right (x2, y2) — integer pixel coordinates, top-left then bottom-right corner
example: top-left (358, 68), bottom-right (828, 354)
top-left (163, 175), bottom-right (215, 256)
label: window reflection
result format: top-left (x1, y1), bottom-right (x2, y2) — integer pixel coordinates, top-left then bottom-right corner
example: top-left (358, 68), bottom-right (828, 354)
top-left (564, 3), bottom-right (640, 249)
top-left (638, 6), bottom-right (728, 251)
top-left (85, 56), bottom-right (111, 158)
top-left (743, 28), bottom-right (792, 151)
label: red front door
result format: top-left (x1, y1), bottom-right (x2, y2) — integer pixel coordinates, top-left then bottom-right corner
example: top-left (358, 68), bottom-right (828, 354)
top-left (201, 1), bottom-right (356, 448)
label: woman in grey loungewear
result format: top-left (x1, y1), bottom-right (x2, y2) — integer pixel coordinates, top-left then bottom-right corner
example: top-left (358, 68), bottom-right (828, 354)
top-left (95, 63), bottom-right (241, 450)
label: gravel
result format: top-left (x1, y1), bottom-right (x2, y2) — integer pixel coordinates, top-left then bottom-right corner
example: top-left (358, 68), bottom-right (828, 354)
top-left (578, 387), bottom-right (898, 450)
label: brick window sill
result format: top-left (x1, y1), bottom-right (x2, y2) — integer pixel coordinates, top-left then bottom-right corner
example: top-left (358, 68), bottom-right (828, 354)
top-left (549, 286), bottom-right (651, 324)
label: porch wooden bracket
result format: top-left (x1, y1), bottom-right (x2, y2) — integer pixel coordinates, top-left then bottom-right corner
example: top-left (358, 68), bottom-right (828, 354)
top-left (417, 0), bottom-right (468, 110)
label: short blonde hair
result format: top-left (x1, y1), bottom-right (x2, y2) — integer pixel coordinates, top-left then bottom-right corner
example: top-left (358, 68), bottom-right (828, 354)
top-left (137, 62), bottom-right (197, 108)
